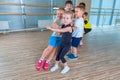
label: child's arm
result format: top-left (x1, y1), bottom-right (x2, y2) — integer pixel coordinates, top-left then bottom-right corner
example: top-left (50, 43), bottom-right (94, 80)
top-left (51, 22), bottom-right (58, 28)
top-left (70, 22), bottom-right (77, 30)
top-left (46, 26), bottom-right (72, 33)
top-left (72, 25), bottom-right (77, 30)
top-left (52, 22), bottom-right (62, 34)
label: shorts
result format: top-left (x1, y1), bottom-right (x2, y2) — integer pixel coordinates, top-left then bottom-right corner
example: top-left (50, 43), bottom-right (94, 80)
top-left (72, 37), bottom-right (82, 48)
top-left (48, 36), bottom-right (62, 47)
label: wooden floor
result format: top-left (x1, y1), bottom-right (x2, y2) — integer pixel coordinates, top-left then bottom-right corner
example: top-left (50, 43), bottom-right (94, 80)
top-left (0, 26), bottom-right (120, 80)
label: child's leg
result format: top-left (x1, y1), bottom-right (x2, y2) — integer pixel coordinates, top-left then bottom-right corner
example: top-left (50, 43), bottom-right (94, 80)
top-left (59, 46), bottom-right (70, 74)
top-left (72, 37), bottom-right (82, 54)
top-left (79, 35), bottom-right (84, 46)
top-left (43, 37), bottom-right (61, 71)
top-left (67, 37), bottom-right (81, 60)
top-left (40, 36), bottom-right (57, 60)
top-left (71, 47), bottom-right (77, 56)
top-left (43, 47), bottom-right (58, 71)
top-left (79, 39), bottom-right (83, 46)
top-left (50, 46), bottom-right (62, 72)
top-left (40, 45), bottom-right (54, 60)
top-left (36, 45), bottom-right (53, 71)
top-left (47, 36), bottom-right (61, 62)
top-left (47, 47), bottom-right (58, 62)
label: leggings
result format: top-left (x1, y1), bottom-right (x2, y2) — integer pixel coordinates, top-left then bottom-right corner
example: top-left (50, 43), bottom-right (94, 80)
top-left (56, 45), bottom-right (70, 63)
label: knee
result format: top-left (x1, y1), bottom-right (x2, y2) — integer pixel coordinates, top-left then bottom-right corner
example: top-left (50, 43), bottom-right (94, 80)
top-left (45, 46), bottom-right (53, 51)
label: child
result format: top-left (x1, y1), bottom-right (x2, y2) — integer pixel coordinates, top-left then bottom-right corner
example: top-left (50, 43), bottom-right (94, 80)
top-left (79, 2), bottom-right (86, 9)
top-left (36, 8), bottom-right (64, 71)
top-left (67, 6), bottom-right (85, 60)
top-left (83, 12), bottom-right (92, 34)
top-left (65, 0), bottom-right (74, 12)
top-left (64, 0), bottom-right (75, 19)
top-left (79, 2), bottom-right (86, 46)
top-left (47, 11), bottom-right (73, 74)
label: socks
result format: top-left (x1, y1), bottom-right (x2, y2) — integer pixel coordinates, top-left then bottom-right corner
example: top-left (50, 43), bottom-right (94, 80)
top-left (45, 60), bottom-right (49, 63)
top-left (38, 59), bottom-right (43, 63)
top-left (39, 59), bottom-right (50, 63)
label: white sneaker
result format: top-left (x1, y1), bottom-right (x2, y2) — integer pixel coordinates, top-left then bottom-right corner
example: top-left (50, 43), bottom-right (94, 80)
top-left (50, 65), bottom-right (59, 72)
top-left (61, 66), bottom-right (70, 74)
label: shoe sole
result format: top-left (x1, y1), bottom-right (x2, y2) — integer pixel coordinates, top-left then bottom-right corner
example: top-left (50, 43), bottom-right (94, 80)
top-left (68, 57), bottom-right (78, 60)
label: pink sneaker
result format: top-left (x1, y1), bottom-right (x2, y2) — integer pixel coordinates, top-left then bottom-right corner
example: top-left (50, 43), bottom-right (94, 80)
top-left (36, 60), bottom-right (43, 71)
top-left (43, 60), bottom-right (49, 71)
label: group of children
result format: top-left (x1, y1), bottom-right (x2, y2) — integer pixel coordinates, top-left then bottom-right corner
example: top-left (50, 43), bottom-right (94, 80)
top-left (36, 0), bottom-right (92, 74)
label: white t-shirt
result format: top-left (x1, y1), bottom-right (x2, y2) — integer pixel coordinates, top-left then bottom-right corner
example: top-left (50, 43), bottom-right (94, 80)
top-left (72, 18), bottom-right (84, 38)
top-left (51, 18), bottom-right (62, 37)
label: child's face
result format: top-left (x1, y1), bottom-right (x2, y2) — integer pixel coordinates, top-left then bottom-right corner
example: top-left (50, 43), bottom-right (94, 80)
top-left (56, 10), bottom-right (64, 19)
top-left (83, 15), bottom-right (87, 19)
top-left (62, 14), bottom-right (72, 25)
top-left (65, 4), bottom-right (73, 11)
top-left (75, 8), bottom-right (84, 18)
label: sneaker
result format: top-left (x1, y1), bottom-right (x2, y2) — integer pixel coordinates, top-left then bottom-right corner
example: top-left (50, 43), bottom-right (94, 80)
top-left (36, 60), bottom-right (43, 71)
top-left (61, 66), bottom-right (70, 74)
top-left (68, 54), bottom-right (78, 60)
top-left (43, 60), bottom-right (49, 71)
top-left (66, 53), bottom-right (74, 58)
top-left (50, 65), bottom-right (59, 72)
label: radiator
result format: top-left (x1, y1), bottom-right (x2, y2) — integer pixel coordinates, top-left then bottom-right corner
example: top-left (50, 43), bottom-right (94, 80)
top-left (38, 20), bottom-right (53, 31)
top-left (0, 21), bottom-right (9, 30)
